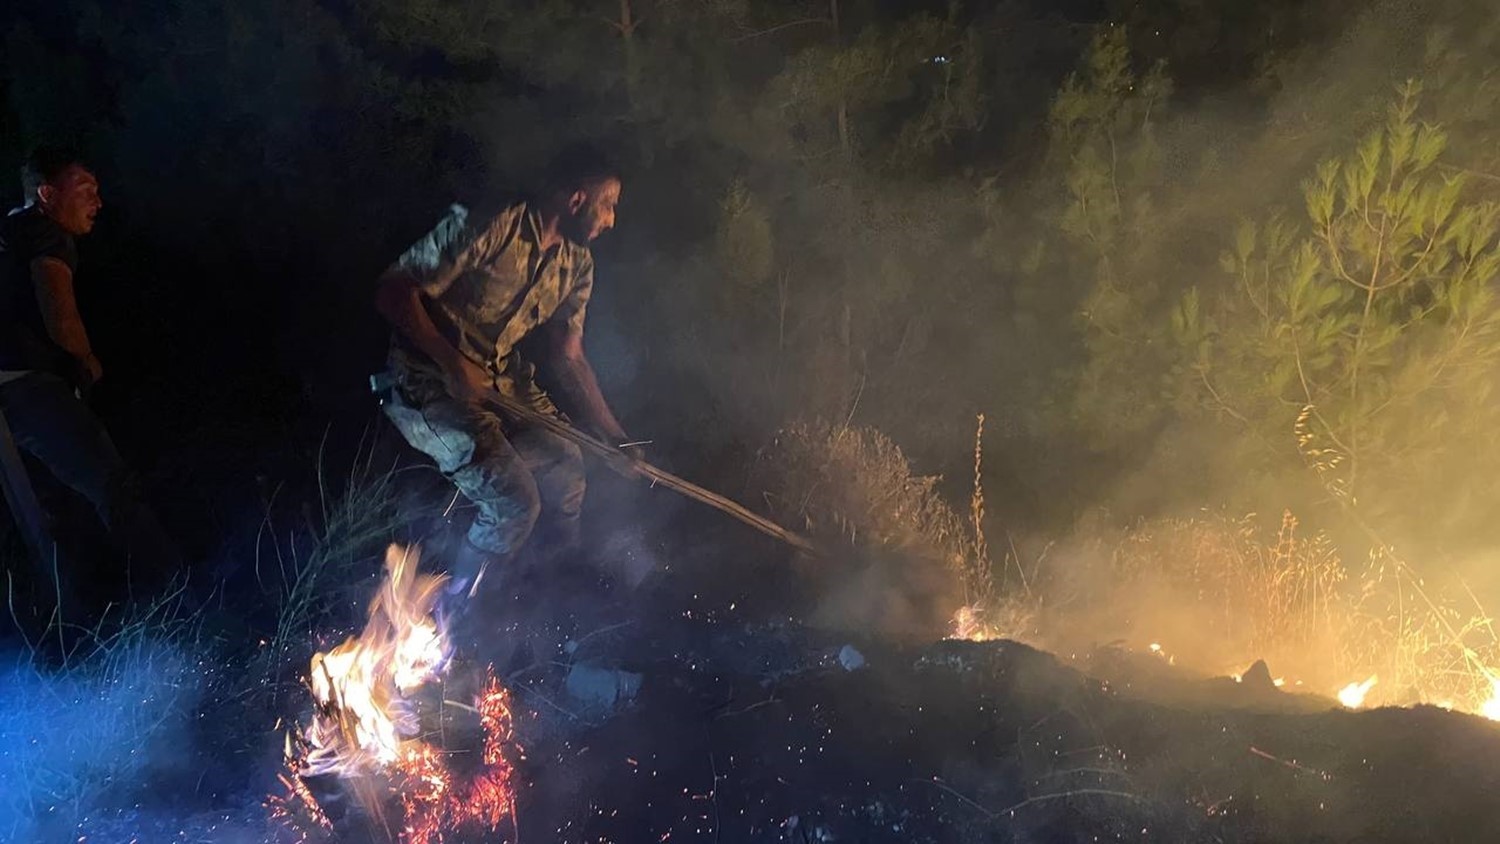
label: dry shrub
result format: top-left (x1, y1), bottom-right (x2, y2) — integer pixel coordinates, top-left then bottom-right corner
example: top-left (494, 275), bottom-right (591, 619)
top-left (758, 420), bottom-right (988, 638)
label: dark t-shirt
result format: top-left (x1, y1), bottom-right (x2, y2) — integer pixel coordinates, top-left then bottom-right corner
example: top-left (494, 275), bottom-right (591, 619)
top-left (0, 205), bottom-right (78, 376)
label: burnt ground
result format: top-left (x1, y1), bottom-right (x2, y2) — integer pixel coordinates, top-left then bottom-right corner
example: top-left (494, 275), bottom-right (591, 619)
top-left (264, 548), bottom-right (1500, 844)
top-left (55, 505), bottom-right (1500, 844)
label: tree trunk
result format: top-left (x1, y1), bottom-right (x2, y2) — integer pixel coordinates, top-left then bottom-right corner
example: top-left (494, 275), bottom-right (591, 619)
top-left (831, 0), bottom-right (851, 159)
top-left (616, 0), bottom-right (642, 121)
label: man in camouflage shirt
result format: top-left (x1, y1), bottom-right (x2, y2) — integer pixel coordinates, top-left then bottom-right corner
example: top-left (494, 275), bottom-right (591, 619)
top-left (375, 147), bottom-right (634, 600)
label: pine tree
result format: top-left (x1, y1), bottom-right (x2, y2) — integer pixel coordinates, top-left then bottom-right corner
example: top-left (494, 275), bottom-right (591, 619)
top-left (1181, 82), bottom-right (1500, 539)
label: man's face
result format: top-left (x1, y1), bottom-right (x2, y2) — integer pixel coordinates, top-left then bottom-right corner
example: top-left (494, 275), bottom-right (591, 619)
top-left (39, 164), bottom-right (103, 236)
top-left (564, 177), bottom-right (621, 244)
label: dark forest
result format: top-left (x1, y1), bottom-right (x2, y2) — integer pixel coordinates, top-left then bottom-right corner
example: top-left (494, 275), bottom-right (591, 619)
top-left (5, 0), bottom-right (1500, 841)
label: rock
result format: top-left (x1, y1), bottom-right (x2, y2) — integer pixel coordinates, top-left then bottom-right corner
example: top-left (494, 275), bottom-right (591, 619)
top-left (564, 663), bottom-right (643, 710)
top-left (1240, 658), bottom-right (1278, 695)
top-left (838, 645), bottom-right (866, 671)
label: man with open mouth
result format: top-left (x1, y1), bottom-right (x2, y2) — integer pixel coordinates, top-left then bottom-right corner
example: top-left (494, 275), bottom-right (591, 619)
top-left (0, 145), bottom-right (180, 617)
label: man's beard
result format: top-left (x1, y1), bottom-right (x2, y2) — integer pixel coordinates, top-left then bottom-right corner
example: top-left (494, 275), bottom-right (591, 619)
top-left (560, 211), bottom-right (594, 244)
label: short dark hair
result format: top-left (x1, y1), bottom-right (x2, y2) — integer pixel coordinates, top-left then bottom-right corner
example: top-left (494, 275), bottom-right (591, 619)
top-left (542, 142), bottom-right (620, 195)
top-left (21, 145), bottom-right (88, 199)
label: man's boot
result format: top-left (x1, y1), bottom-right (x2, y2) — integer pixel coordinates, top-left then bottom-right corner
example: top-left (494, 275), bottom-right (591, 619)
top-left (441, 539), bottom-right (544, 673)
top-left (436, 539), bottom-right (499, 664)
top-left (440, 539), bottom-right (494, 618)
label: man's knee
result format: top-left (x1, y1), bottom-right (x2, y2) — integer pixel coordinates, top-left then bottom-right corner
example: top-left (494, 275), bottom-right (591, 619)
top-left (458, 460), bottom-right (542, 556)
top-left (522, 433), bottom-right (586, 518)
top-left (545, 446), bottom-right (587, 518)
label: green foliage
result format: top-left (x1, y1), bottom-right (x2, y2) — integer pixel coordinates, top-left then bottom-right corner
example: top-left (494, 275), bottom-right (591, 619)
top-left (715, 179), bottom-right (775, 294)
top-left (1187, 82), bottom-right (1500, 538)
top-left (1036, 29), bottom-right (1178, 444)
top-left (10, 0), bottom-right (1500, 548)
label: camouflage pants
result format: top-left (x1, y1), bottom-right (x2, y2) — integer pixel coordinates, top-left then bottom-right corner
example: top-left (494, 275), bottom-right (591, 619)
top-left (383, 369), bottom-right (585, 558)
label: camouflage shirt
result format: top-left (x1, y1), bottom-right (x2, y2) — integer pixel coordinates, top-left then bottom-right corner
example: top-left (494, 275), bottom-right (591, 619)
top-left (387, 200), bottom-right (594, 396)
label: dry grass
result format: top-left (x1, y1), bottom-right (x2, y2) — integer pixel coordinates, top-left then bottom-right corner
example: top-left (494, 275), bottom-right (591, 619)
top-left (257, 431), bottom-right (402, 676)
top-left (968, 510), bottom-right (1500, 712)
top-left (757, 418), bottom-right (994, 637)
top-left (1338, 547), bottom-right (1500, 709)
top-left (762, 421), bottom-right (978, 563)
top-left (0, 588), bottom-right (208, 840)
top-left (761, 416), bottom-right (1500, 710)
top-left (1094, 511), bottom-right (1347, 680)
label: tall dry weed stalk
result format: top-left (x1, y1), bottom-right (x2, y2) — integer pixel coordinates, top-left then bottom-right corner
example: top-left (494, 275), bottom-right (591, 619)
top-left (969, 413), bottom-right (992, 607)
top-left (259, 432), bottom-right (402, 678)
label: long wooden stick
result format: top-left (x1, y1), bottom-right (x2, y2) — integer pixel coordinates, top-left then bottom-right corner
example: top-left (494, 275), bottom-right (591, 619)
top-left (480, 389), bottom-right (818, 555)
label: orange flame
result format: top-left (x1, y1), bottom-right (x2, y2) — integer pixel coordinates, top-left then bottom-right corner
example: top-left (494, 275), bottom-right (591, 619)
top-left (302, 545), bottom-right (451, 776)
top-left (1337, 675), bottom-right (1378, 709)
top-left (1481, 677), bottom-right (1500, 722)
top-left (274, 544), bottom-right (518, 843)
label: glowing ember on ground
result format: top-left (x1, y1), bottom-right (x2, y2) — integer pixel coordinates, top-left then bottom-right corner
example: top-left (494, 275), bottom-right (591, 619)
top-left (398, 677), bottom-right (519, 844)
top-left (1337, 675), bottom-right (1378, 709)
top-left (271, 544), bottom-right (520, 842)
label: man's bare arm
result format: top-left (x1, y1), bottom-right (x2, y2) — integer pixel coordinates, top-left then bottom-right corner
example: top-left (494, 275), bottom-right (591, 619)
top-left (31, 256), bottom-right (102, 384)
top-left (375, 270), bottom-right (492, 401)
top-left (544, 324), bottom-right (629, 444)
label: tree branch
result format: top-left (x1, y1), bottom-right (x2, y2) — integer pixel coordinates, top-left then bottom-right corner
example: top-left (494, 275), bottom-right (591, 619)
top-left (732, 18), bottom-right (832, 43)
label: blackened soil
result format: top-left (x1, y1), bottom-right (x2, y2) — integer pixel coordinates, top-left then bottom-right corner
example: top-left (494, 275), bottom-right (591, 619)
top-left (428, 566), bottom-right (1500, 844)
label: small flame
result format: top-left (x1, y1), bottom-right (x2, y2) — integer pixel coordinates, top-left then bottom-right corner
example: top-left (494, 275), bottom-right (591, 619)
top-left (1146, 642), bottom-right (1175, 665)
top-left (950, 605), bottom-right (992, 641)
top-left (1481, 677), bottom-right (1500, 721)
top-left (1338, 675), bottom-right (1378, 709)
